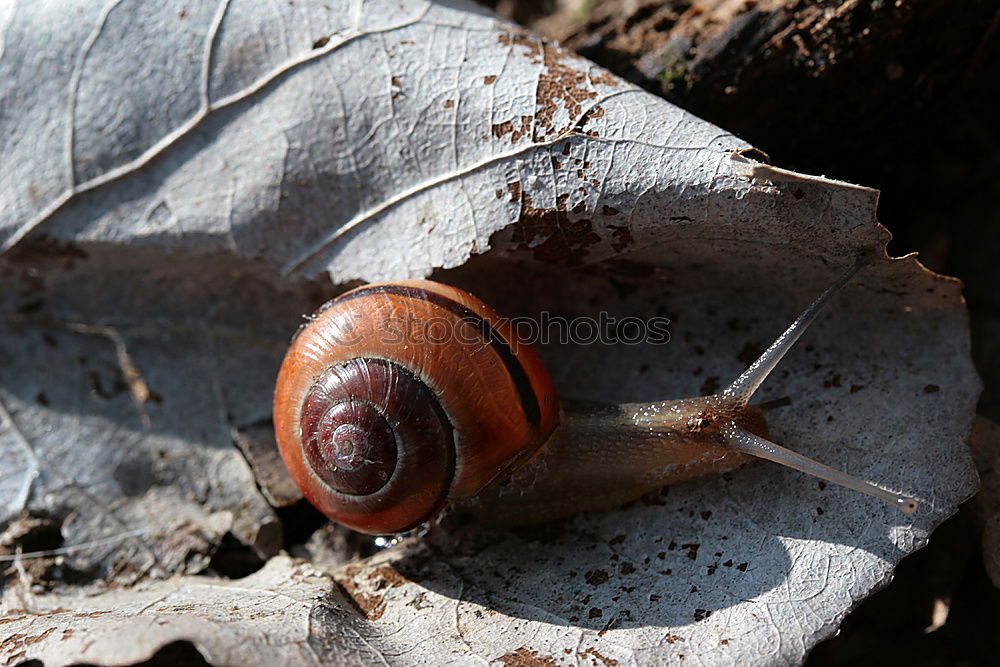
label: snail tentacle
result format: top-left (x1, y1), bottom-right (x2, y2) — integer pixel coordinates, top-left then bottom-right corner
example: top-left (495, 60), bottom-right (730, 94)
top-left (719, 424), bottom-right (918, 513)
top-left (704, 258), bottom-right (917, 514)
top-left (720, 259), bottom-right (864, 407)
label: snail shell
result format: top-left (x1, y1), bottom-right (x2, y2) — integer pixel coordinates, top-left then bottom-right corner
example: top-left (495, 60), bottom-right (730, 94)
top-left (273, 280), bottom-right (558, 534)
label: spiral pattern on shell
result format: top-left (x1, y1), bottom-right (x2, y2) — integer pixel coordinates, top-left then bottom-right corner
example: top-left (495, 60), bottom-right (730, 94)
top-left (273, 280), bottom-right (560, 534)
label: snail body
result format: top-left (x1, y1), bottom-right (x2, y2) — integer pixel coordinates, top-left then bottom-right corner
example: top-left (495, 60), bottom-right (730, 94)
top-left (274, 265), bottom-right (917, 535)
top-left (460, 397), bottom-right (766, 525)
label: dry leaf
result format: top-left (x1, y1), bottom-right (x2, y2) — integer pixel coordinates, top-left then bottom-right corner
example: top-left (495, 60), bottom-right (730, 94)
top-left (0, 0), bottom-right (979, 664)
top-left (1, 556), bottom-right (341, 665)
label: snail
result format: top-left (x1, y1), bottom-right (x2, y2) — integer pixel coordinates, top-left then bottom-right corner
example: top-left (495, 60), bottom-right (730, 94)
top-left (273, 261), bottom-right (918, 535)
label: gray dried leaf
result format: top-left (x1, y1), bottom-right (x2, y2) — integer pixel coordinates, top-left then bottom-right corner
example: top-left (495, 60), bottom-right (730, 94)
top-left (0, 0), bottom-right (980, 665)
top-left (0, 556), bottom-right (340, 666)
top-left (0, 252), bottom-right (309, 582)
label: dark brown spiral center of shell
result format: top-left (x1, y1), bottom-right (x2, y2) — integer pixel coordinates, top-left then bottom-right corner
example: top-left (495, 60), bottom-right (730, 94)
top-left (297, 358), bottom-right (455, 529)
top-left (307, 401), bottom-right (397, 495)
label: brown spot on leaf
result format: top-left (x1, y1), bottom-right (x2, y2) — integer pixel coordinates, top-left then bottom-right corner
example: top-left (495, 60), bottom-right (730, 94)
top-left (580, 647), bottom-right (619, 666)
top-left (498, 31), bottom-right (621, 140)
top-left (335, 577), bottom-right (386, 621)
top-left (493, 115), bottom-right (534, 142)
top-left (508, 191), bottom-right (601, 263)
top-left (444, 99), bottom-right (455, 109)
top-left (484, 74), bottom-right (498, 84)
top-left (312, 36), bottom-right (329, 49)
top-left (493, 120), bottom-right (514, 138)
top-left (498, 647), bottom-right (558, 667)
top-left (498, 29), bottom-right (542, 58)
top-left (589, 71), bottom-right (618, 87)
top-left (368, 564), bottom-right (410, 589)
top-left (507, 181), bottom-right (522, 203)
top-left (17, 627), bottom-right (56, 647)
